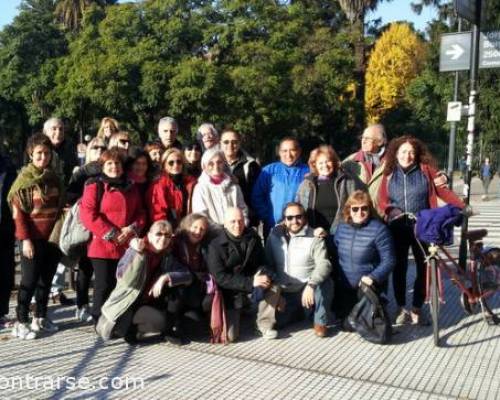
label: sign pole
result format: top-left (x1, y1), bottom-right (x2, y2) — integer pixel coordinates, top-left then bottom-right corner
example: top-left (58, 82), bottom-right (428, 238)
top-left (447, 18), bottom-right (462, 190)
top-left (459, 0), bottom-right (482, 270)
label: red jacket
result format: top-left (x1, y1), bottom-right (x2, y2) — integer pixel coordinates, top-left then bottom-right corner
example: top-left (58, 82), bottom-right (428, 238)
top-left (80, 180), bottom-right (146, 259)
top-left (378, 164), bottom-right (464, 217)
top-left (147, 173), bottom-right (197, 227)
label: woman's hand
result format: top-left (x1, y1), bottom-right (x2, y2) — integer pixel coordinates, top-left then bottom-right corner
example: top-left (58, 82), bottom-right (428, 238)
top-left (116, 226), bottom-right (134, 245)
top-left (149, 274), bottom-right (171, 298)
top-left (253, 273), bottom-right (271, 289)
top-left (360, 276), bottom-right (374, 286)
top-left (22, 239), bottom-right (35, 259)
top-left (313, 227), bottom-right (328, 238)
top-left (129, 237), bottom-right (146, 252)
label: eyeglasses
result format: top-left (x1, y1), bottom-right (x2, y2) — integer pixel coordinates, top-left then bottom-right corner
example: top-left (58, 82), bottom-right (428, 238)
top-left (285, 214), bottom-right (304, 221)
top-left (154, 232), bottom-right (172, 238)
top-left (222, 140), bottom-right (239, 145)
top-left (118, 139), bottom-right (130, 145)
top-left (162, 129), bottom-right (177, 133)
top-left (91, 146), bottom-right (106, 151)
top-left (167, 159), bottom-right (183, 166)
top-left (351, 206), bottom-right (369, 213)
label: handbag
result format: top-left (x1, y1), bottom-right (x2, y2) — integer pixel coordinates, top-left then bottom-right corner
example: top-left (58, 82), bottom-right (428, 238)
top-left (348, 282), bottom-right (392, 344)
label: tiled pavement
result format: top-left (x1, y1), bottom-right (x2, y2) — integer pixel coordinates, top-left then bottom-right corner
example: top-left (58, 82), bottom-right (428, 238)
top-left (1, 196), bottom-right (499, 400)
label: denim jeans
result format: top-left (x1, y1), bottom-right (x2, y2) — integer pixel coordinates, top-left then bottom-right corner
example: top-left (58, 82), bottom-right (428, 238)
top-left (277, 278), bottom-right (334, 327)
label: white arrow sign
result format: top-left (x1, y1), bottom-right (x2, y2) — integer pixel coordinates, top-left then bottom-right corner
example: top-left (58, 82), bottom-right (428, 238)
top-left (446, 44), bottom-right (465, 60)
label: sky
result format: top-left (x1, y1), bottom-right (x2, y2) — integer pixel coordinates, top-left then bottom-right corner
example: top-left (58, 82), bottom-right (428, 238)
top-left (0, 0), bottom-right (438, 31)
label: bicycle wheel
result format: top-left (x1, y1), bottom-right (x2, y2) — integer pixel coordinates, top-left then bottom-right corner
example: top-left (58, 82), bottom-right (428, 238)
top-left (429, 257), bottom-right (440, 346)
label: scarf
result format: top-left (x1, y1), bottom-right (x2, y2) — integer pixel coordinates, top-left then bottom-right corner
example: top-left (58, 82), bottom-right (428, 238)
top-left (7, 163), bottom-right (63, 213)
top-left (100, 174), bottom-right (130, 190)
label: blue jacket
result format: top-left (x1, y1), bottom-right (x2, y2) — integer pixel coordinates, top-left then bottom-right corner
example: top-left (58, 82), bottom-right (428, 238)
top-left (251, 161), bottom-right (309, 228)
top-left (334, 219), bottom-right (395, 288)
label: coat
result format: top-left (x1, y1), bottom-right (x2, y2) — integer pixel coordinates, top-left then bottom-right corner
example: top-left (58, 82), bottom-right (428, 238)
top-left (147, 173), bottom-right (197, 227)
top-left (80, 178), bottom-right (146, 259)
top-left (334, 219), bottom-right (395, 288)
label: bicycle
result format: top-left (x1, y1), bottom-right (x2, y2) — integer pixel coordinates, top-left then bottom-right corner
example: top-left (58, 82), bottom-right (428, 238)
top-left (413, 205), bottom-right (500, 347)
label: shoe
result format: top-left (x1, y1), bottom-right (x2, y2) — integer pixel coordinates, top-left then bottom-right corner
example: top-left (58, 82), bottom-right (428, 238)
top-left (313, 324), bottom-right (328, 338)
top-left (53, 292), bottom-right (75, 306)
top-left (259, 328), bottom-right (278, 340)
top-left (410, 309), bottom-right (430, 326)
top-left (31, 317), bottom-right (59, 333)
top-left (11, 322), bottom-right (37, 340)
top-left (163, 323), bottom-right (187, 346)
top-left (75, 306), bottom-right (93, 323)
top-left (394, 308), bottom-right (411, 325)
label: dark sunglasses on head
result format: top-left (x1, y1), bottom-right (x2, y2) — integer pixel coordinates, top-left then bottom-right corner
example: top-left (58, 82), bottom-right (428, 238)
top-left (285, 214), bottom-right (304, 221)
top-left (351, 205), bottom-right (369, 213)
top-left (167, 159), bottom-right (183, 166)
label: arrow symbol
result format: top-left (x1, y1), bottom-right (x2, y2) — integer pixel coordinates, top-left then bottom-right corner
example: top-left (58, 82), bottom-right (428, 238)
top-left (446, 44), bottom-right (465, 60)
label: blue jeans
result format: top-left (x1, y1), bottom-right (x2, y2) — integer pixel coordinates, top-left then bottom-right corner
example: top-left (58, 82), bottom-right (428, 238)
top-left (277, 278), bottom-right (334, 327)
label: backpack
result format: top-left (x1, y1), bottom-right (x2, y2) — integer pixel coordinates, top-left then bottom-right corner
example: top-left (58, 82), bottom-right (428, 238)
top-left (348, 282), bottom-right (392, 344)
top-left (59, 179), bottom-right (104, 257)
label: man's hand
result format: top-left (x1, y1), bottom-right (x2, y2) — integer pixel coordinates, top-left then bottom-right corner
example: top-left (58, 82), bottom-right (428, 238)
top-left (149, 274), bottom-right (171, 298)
top-left (253, 274), bottom-right (271, 289)
top-left (313, 227), bottom-right (327, 238)
top-left (22, 239), bottom-right (35, 259)
top-left (301, 284), bottom-right (315, 309)
top-left (360, 276), bottom-right (373, 286)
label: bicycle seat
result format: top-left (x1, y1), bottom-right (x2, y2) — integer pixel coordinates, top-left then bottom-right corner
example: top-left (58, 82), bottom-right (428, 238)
top-left (465, 229), bottom-right (488, 242)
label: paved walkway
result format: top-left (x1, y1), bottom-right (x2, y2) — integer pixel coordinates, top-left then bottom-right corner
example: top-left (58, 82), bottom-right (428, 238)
top-left (1, 197), bottom-right (499, 400)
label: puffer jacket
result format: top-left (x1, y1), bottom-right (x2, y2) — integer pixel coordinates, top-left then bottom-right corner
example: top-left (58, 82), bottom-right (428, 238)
top-left (334, 219), bottom-right (395, 288)
top-left (251, 161), bottom-right (309, 229)
top-left (265, 224), bottom-right (332, 292)
top-left (80, 178), bottom-right (146, 259)
top-left (295, 169), bottom-right (366, 235)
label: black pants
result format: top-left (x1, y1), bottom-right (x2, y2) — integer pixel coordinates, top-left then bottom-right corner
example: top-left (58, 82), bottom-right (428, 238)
top-left (0, 227), bottom-right (15, 317)
top-left (91, 258), bottom-right (118, 320)
top-left (17, 240), bottom-right (61, 323)
top-left (76, 256), bottom-right (94, 308)
top-left (390, 220), bottom-right (427, 309)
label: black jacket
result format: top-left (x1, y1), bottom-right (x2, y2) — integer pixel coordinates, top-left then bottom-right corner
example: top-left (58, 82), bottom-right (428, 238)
top-left (0, 153), bottom-right (16, 234)
top-left (205, 228), bottom-right (268, 308)
top-left (66, 161), bottom-right (102, 204)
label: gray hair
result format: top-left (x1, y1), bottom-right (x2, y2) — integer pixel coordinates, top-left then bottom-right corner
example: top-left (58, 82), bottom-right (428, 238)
top-left (149, 219), bottom-right (173, 235)
top-left (363, 124), bottom-right (387, 144)
top-left (43, 117), bottom-right (64, 134)
top-left (197, 123), bottom-right (218, 138)
top-left (158, 117), bottom-right (178, 129)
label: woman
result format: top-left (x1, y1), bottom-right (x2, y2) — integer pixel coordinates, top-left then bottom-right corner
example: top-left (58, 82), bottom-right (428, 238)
top-left (8, 133), bottom-right (64, 339)
top-left (192, 148), bottom-right (248, 227)
top-left (183, 141), bottom-right (202, 178)
top-left (378, 135), bottom-right (464, 325)
top-left (80, 148), bottom-right (146, 321)
top-left (126, 147), bottom-right (153, 195)
top-left (65, 136), bottom-right (106, 322)
top-left (172, 214), bottom-right (212, 315)
top-left (147, 148), bottom-right (197, 228)
top-left (107, 131), bottom-right (130, 152)
top-left (96, 117), bottom-right (120, 143)
top-left (334, 191), bottom-right (395, 326)
top-left (96, 220), bottom-right (192, 344)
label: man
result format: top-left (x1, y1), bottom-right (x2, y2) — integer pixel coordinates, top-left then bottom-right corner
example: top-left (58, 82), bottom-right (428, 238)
top-left (197, 123), bottom-right (220, 151)
top-left (43, 117), bottom-right (78, 184)
top-left (108, 131), bottom-right (131, 152)
top-left (251, 137), bottom-right (309, 235)
top-left (221, 129), bottom-right (261, 226)
top-left (158, 117), bottom-right (182, 151)
top-left (266, 202), bottom-right (333, 337)
top-left (206, 208), bottom-right (280, 342)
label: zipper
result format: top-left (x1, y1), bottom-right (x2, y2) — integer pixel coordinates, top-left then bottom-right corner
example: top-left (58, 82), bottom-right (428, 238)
top-left (403, 171), bottom-right (408, 213)
top-left (350, 228), bottom-right (357, 272)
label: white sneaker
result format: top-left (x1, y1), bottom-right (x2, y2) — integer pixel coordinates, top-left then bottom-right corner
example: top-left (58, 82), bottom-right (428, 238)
top-left (260, 328), bottom-right (278, 340)
top-left (11, 322), bottom-right (37, 340)
top-left (75, 306), bottom-right (93, 323)
top-left (31, 317), bottom-right (59, 333)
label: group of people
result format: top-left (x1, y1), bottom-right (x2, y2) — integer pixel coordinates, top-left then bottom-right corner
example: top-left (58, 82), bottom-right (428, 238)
top-left (0, 117), bottom-right (465, 344)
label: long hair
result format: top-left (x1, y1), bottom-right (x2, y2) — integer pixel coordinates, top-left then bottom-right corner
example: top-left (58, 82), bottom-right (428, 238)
top-left (383, 135), bottom-right (437, 175)
top-left (176, 213), bottom-right (209, 240)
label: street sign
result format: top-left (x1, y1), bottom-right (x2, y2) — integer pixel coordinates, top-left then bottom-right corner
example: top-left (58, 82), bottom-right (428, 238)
top-left (447, 101), bottom-right (463, 122)
top-left (439, 31), bottom-right (500, 72)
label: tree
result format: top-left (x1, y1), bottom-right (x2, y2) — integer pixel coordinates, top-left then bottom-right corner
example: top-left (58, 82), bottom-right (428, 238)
top-left (365, 23), bottom-right (427, 123)
top-left (54, 0), bottom-right (117, 31)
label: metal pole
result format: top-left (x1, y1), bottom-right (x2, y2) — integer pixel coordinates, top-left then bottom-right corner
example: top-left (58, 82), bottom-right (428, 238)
top-left (447, 18), bottom-right (462, 191)
top-left (459, 0), bottom-right (482, 270)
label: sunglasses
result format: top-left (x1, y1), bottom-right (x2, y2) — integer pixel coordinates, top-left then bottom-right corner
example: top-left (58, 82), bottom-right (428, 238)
top-left (285, 214), bottom-right (304, 221)
top-left (351, 206), bottom-right (369, 213)
top-left (222, 140), bottom-right (239, 145)
top-left (91, 146), bottom-right (106, 151)
top-left (118, 139), bottom-right (130, 145)
top-left (167, 159), bottom-right (183, 166)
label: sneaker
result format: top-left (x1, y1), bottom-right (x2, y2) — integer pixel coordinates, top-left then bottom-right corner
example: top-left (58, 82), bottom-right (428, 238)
top-left (11, 322), bottom-right (37, 340)
top-left (394, 308), bottom-right (411, 325)
top-left (75, 306), bottom-right (93, 323)
top-left (410, 309), bottom-right (431, 326)
top-left (259, 328), bottom-right (278, 340)
top-left (31, 317), bottom-right (59, 333)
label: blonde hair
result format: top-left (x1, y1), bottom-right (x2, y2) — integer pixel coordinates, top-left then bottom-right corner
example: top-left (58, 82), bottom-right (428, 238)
top-left (342, 190), bottom-right (375, 223)
top-left (161, 147), bottom-right (185, 172)
top-left (97, 117), bottom-right (120, 139)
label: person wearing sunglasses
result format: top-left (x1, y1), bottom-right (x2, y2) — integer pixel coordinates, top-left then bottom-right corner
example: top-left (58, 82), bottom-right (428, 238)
top-left (96, 220), bottom-right (192, 345)
top-left (183, 141), bottom-right (202, 178)
top-left (108, 131), bottom-right (131, 152)
top-left (221, 129), bottom-right (261, 226)
top-left (265, 202), bottom-right (333, 338)
top-left (147, 148), bottom-right (197, 229)
top-left (334, 191), bottom-right (395, 329)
